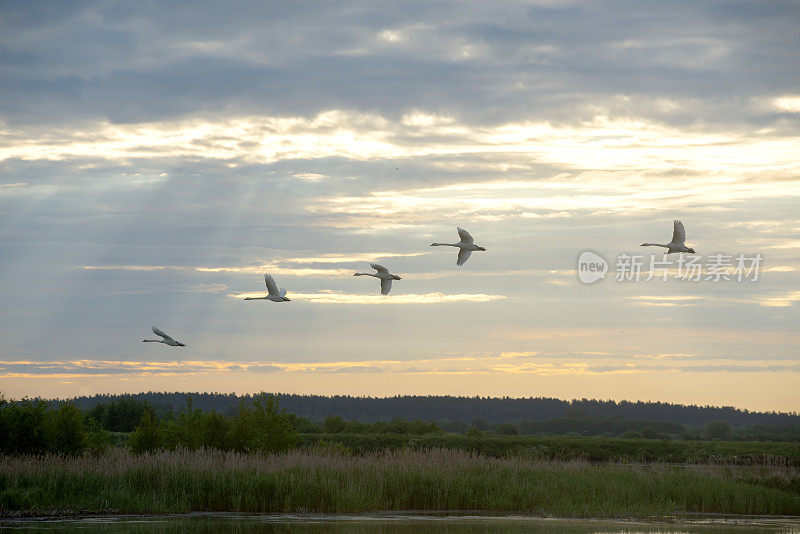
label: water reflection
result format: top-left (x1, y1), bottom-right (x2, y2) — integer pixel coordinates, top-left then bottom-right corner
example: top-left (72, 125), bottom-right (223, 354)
top-left (1, 514), bottom-right (798, 533)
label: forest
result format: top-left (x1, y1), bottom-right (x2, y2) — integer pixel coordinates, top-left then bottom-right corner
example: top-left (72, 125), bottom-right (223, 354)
top-left (3, 392), bottom-right (800, 459)
top-left (62, 391), bottom-right (800, 431)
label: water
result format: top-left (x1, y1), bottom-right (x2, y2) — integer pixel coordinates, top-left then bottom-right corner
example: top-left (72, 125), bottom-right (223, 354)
top-left (2, 514), bottom-right (800, 533)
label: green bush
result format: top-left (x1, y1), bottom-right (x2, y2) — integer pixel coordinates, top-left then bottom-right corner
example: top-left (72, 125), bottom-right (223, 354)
top-left (85, 418), bottom-right (113, 456)
top-left (323, 415), bottom-right (345, 433)
top-left (1, 399), bottom-right (50, 454)
top-left (705, 420), bottom-right (733, 441)
top-left (495, 423), bottom-right (518, 436)
top-left (129, 412), bottom-right (164, 454)
top-left (51, 403), bottom-right (88, 455)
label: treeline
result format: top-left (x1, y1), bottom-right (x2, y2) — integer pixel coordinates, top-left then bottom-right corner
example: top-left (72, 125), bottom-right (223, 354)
top-left (0, 398), bottom-right (110, 455)
top-left (4, 394), bottom-right (800, 464)
top-left (74, 395), bottom-right (800, 442)
top-left (127, 395), bottom-right (298, 454)
top-left (62, 392), bottom-right (800, 427)
top-left (0, 394), bottom-right (299, 456)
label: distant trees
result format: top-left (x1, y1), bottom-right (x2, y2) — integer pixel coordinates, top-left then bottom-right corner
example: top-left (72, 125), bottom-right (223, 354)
top-left (494, 423), bottom-right (518, 436)
top-left (130, 394), bottom-right (299, 454)
top-left (319, 415), bottom-right (442, 436)
top-left (129, 412), bottom-right (163, 454)
top-left (704, 420), bottom-right (733, 441)
top-left (323, 415), bottom-right (346, 433)
top-left (0, 397), bottom-right (106, 455)
top-left (3, 392), bottom-right (800, 457)
top-left (640, 426), bottom-right (658, 440)
top-left (52, 403), bottom-right (89, 455)
top-left (64, 392), bottom-right (800, 428)
top-left (88, 397), bottom-right (154, 432)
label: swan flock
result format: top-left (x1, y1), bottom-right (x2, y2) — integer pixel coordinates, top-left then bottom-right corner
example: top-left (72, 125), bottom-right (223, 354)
top-left (144, 222), bottom-right (697, 346)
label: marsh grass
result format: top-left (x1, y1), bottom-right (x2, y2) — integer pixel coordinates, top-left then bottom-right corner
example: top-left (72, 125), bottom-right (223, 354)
top-left (2, 448), bottom-right (799, 518)
top-left (300, 433), bottom-right (800, 465)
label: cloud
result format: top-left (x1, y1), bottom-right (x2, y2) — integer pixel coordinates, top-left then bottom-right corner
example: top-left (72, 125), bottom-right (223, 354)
top-left (5, 113), bottom-right (800, 183)
top-left (5, 353), bottom-right (800, 379)
top-left (227, 291), bottom-right (507, 304)
top-left (81, 252), bottom-right (431, 279)
top-left (1, 0), bottom-right (799, 408)
top-left (774, 96), bottom-right (800, 113)
top-left (756, 291), bottom-right (800, 308)
top-left (627, 295), bottom-right (703, 307)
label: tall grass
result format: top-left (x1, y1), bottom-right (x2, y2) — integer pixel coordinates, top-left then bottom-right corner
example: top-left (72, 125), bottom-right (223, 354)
top-left (2, 448), bottom-right (800, 518)
top-left (300, 433), bottom-right (800, 465)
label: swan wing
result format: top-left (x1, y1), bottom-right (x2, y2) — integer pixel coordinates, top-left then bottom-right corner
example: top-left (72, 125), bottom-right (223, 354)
top-left (380, 278), bottom-right (392, 295)
top-left (671, 220), bottom-right (686, 245)
top-left (264, 274), bottom-right (280, 296)
top-left (370, 263), bottom-right (390, 274)
top-left (456, 248), bottom-right (472, 266)
top-left (457, 227), bottom-right (474, 244)
top-left (152, 326), bottom-right (175, 343)
top-left (280, 288), bottom-right (287, 297)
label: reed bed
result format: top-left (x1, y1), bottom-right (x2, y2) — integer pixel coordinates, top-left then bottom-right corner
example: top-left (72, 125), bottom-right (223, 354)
top-left (2, 448), bottom-right (800, 518)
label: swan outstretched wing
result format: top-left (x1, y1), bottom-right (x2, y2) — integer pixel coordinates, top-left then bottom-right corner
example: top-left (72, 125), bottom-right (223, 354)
top-left (370, 263), bottom-right (390, 274)
top-left (264, 274), bottom-right (281, 296)
top-left (457, 227), bottom-right (474, 244)
top-left (671, 220), bottom-right (686, 245)
top-left (279, 288), bottom-right (287, 297)
top-left (380, 278), bottom-right (392, 295)
top-left (456, 248), bottom-right (472, 266)
top-left (152, 326), bottom-right (175, 343)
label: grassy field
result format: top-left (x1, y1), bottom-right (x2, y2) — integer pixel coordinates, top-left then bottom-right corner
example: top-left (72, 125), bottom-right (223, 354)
top-left (2, 448), bottom-right (800, 518)
top-left (301, 433), bottom-right (800, 465)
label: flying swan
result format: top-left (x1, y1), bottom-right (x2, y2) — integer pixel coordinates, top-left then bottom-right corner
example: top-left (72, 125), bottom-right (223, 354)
top-left (354, 263), bottom-right (401, 295)
top-left (244, 274), bottom-right (291, 302)
top-left (431, 227), bottom-right (486, 266)
top-left (142, 326), bottom-right (186, 347)
top-left (641, 220), bottom-right (696, 254)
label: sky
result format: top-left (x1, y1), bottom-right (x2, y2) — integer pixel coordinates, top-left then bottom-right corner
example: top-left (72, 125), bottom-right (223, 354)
top-left (1, 1), bottom-right (799, 411)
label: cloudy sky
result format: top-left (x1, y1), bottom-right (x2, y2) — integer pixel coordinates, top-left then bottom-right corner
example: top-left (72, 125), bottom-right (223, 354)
top-left (1, 1), bottom-right (799, 410)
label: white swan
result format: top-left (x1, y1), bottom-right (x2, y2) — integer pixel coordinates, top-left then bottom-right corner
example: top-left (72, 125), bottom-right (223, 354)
top-left (353, 263), bottom-right (401, 295)
top-left (431, 227), bottom-right (486, 266)
top-left (142, 326), bottom-right (186, 347)
top-left (244, 274), bottom-right (291, 302)
top-left (641, 220), bottom-right (696, 254)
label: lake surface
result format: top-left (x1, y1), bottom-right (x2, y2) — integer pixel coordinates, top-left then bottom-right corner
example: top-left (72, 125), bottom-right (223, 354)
top-left (2, 514), bottom-right (799, 533)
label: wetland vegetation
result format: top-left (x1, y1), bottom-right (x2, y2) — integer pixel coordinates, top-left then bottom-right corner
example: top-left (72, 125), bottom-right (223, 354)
top-left (2, 393), bottom-right (800, 518)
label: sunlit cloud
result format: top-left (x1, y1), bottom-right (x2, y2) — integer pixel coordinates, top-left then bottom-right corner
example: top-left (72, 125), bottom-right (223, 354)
top-left (291, 172), bottom-right (326, 182)
top-left (5, 353), bottom-right (800, 380)
top-left (197, 266), bottom-right (354, 277)
top-left (228, 290), bottom-right (507, 304)
top-left (4, 112), bottom-right (800, 183)
top-left (774, 96), bottom-right (800, 113)
top-left (756, 291), bottom-right (800, 308)
top-left (627, 295), bottom-right (703, 307)
top-left (763, 265), bottom-right (799, 273)
top-left (313, 173), bottom-right (800, 225)
top-left (282, 252), bottom-right (430, 264)
top-left (81, 253), bottom-right (431, 279)
top-left (83, 265), bottom-right (174, 272)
